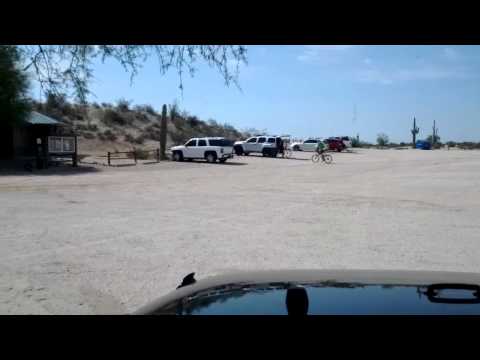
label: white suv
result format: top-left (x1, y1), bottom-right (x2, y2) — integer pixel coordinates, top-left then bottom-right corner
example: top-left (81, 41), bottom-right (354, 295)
top-left (170, 137), bottom-right (234, 163)
top-left (290, 139), bottom-right (323, 152)
top-left (234, 136), bottom-right (281, 157)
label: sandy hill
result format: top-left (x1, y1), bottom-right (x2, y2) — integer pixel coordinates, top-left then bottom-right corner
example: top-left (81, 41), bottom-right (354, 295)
top-left (32, 99), bottom-right (248, 156)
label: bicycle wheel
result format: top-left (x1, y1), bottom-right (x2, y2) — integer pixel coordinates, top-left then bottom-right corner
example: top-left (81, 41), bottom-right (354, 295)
top-left (312, 154), bottom-right (320, 163)
top-left (323, 154), bottom-right (333, 164)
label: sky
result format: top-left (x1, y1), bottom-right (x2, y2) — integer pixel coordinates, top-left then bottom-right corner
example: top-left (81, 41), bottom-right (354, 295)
top-left (31, 45), bottom-right (480, 143)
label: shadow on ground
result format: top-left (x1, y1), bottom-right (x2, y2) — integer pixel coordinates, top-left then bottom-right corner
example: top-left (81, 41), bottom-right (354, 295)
top-left (240, 154), bottom-right (310, 161)
top-left (0, 164), bottom-right (101, 176)
top-left (189, 160), bottom-right (247, 166)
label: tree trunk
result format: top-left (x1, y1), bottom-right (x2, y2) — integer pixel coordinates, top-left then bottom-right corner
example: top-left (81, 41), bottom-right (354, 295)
top-left (159, 104), bottom-right (167, 160)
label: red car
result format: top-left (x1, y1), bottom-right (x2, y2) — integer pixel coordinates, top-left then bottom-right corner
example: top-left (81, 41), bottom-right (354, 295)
top-left (324, 138), bottom-right (346, 152)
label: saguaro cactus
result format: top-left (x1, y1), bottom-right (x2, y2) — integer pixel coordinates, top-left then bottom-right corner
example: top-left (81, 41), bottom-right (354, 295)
top-left (411, 117), bottom-right (419, 148)
top-left (432, 120), bottom-right (439, 148)
top-left (159, 104), bottom-right (167, 160)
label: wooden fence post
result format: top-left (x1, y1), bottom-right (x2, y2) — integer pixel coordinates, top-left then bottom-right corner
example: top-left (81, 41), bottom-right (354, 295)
top-left (157, 148), bottom-right (160, 162)
top-left (73, 135), bottom-right (78, 167)
top-left (107, 152), bottom-right (111, 166)
top-left (133, 151), bottom-right (137, 164)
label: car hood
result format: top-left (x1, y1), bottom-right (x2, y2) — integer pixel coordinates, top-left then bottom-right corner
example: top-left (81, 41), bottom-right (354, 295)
top-left (134, 269), bottom-right (480, 315)
top-left (234, 140), bottom-right (245, 145)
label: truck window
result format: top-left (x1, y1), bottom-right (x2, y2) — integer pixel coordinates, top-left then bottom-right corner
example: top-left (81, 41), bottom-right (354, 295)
top-left (258, 137), bottom-right (266, 143)
top-left (209, 139), bottom-right (233, 146)
top-left (247, 138), bottom-right (257, 143)
top-left (267, 138), bottom-right (275, 143)
top-left (185, 139), bottom-right (197, 147)
top-left (198, 139), bottom-right (207, 146)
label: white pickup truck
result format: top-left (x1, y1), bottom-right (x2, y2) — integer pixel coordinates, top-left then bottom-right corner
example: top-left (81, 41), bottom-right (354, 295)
top-left (170, 137), bottom-right (234, 163)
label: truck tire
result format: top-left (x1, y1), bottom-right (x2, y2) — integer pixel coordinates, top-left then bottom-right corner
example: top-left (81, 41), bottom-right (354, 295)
top-left (205, 152), bottom-right (217, 163)
top-left (173, 151), bottom-right (184, 162)
top-left (293, 145), bottom-right (300, 151)
top-left (234, 145), bottom-right (244, 156)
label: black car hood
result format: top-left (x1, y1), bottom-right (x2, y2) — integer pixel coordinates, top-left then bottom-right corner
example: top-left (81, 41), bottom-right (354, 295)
top-left (134, 269), bottom-right (480, 315)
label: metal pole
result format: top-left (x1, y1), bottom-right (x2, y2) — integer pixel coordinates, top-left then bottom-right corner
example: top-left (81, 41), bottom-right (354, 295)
top-left (108, 152), bottom-right (110, 166)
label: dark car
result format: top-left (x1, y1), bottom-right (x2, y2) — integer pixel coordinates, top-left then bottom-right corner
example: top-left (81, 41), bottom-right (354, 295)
top-left (134, 270), bottom-right (480, 315)
top-left (324, 138), bottom-right (346, 152)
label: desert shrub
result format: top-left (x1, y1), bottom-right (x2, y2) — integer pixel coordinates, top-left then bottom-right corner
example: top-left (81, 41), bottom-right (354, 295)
top-left (127, 148), bottom-right (151, 160)
top-left (144, 105), bottom-right (156, 115)
top-left (75, 123), bottom-right (89, 132)
top-left (103, 129), bottom-right (117, 141)
top-left (170, 130), bottom-right (194, 145)
top-left (87, 123), bottom-right (98, 131)
top-left (144, 123), bottom-right (161, 138)
top-left (124, 134), bottom-right (135, 143)
top-left (83, 132), bottom-right (95, 139)
top-left (134, 104), bottom-right (156, 115)
top-left (91, 102), bottom-right (101, 109)
top-left (351, 137), bottom-right (360, 147)
top-left (377, 133), bottom-right (389, 147)
top-left (134, 135), bottom-right (145, 145)
top-left (102, 109), bottom-right (126, 125)
top-left (101, 102), bottom-right (111, 108)
top-left (457, 142), bottom-right (480, 150)
top-left (116, 98), bottom-right (131, 112)
top-left (135, 112), bottom-right (149, 123)
top-left (187, 116), bottom-right (201, 128)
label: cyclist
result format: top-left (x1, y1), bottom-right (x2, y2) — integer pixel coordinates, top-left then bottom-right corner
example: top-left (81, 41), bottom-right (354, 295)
top-left (316, 140), bottom-right (326, 156)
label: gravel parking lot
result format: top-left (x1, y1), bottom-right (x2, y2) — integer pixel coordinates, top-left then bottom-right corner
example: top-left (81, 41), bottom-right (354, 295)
top-left (1, 148), bottom-right (480, 314)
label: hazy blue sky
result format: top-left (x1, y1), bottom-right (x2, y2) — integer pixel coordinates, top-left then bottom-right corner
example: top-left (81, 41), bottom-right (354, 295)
top-left (31, 45), bottom-right (480, 143)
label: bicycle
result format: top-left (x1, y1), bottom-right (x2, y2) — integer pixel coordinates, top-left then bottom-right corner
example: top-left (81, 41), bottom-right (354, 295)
top-left (311, 152), bottom-right (332, 164)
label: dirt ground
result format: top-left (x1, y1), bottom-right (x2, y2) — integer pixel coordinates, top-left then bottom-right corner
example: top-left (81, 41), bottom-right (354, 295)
top-left (1, 148), bottom-right (480, 314)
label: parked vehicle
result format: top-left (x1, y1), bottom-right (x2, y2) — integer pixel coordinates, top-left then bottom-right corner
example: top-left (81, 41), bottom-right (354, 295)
top-left (171, 137), bottom-right (234, 163)
top-left (416, 140), bottom-right (432, 150)
top-left (324, 138), bottom-right (346, 152)
top-left (289, 139), bottom-right (323, 152)
top-left (234, 136), bottom-right (281, 157)
top-left (339, 136), bottom-right (352, 148)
